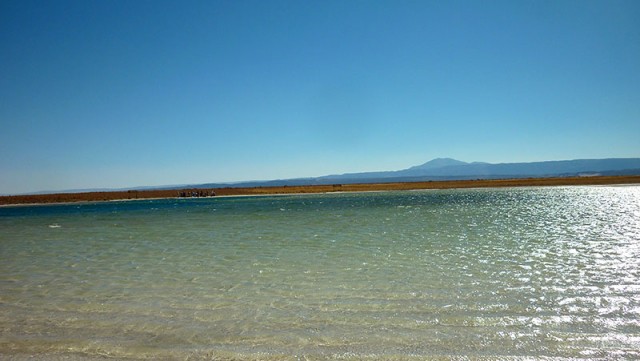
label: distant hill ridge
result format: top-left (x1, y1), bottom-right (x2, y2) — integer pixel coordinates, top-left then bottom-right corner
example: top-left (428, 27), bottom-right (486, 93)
top-left (191, 157), bottom-right (640, 189)
top-left (313, 157), bottom-right (640, 182)
top-left (14, 157), bottom-right (640, 195)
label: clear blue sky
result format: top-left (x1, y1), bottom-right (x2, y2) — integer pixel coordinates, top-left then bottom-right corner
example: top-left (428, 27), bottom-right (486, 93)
top-left (1, 0), bottom-right (639, 194)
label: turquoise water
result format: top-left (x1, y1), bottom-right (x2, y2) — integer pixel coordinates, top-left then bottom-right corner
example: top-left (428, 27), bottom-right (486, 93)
top-left (1, 186), bottom-right (639, 360)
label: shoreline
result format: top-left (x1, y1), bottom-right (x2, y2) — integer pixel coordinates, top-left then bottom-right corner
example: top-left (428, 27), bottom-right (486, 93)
top-left (1, 175), bottom-right (640, 207)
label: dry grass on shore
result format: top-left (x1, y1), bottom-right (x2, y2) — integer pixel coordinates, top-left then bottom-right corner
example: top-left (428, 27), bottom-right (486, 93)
top-left (2, 175), bottom-right (640, 206)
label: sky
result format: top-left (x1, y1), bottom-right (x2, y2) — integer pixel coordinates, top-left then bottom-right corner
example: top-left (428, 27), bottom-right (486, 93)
top-left (1, 0), bottom-right (639, 194)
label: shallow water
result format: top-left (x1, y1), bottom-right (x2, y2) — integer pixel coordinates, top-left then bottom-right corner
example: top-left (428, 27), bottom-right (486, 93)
top-left (1, 186), bottom-right (639, 359)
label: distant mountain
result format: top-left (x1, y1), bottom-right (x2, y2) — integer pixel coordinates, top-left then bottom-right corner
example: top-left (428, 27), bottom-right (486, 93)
top-left (192, 157), bottom-right (640, 189)
top-left (408, 158), bottom-right (469, 171)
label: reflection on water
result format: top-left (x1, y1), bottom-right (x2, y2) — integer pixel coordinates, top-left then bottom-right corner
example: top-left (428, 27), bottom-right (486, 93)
top-left (1, 186), bottom-right (639, 359)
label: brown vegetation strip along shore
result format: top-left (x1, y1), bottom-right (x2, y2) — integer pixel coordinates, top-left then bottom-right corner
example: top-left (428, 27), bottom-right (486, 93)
top-left (2, 176), bottom-right (640, 206)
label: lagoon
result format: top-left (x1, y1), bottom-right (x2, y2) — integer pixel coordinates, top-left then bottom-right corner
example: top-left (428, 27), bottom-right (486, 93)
top-left (1, 186), bottom-right (639, 359)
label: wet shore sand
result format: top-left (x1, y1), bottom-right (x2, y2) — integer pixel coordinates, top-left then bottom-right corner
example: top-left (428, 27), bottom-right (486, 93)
top-left (2, 175), bottom-right (640, 206)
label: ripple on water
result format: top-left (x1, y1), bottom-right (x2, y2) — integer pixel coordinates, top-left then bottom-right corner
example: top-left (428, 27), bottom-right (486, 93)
top-left (0, 186), bottom-right (639, 359)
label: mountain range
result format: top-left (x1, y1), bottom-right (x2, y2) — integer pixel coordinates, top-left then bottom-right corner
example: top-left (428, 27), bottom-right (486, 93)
top-left (193, 157), bottom-right (640, 189)
top-left (17, 157), bottom-right (640, 195)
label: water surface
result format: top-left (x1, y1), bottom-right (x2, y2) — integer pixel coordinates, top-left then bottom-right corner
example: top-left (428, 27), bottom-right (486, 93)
top-left (1, 186), bottom-right (639, 359)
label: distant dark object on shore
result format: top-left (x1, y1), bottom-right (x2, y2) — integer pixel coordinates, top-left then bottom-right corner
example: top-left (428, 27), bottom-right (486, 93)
top-left (178, 190), bottom-right (216, 198)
